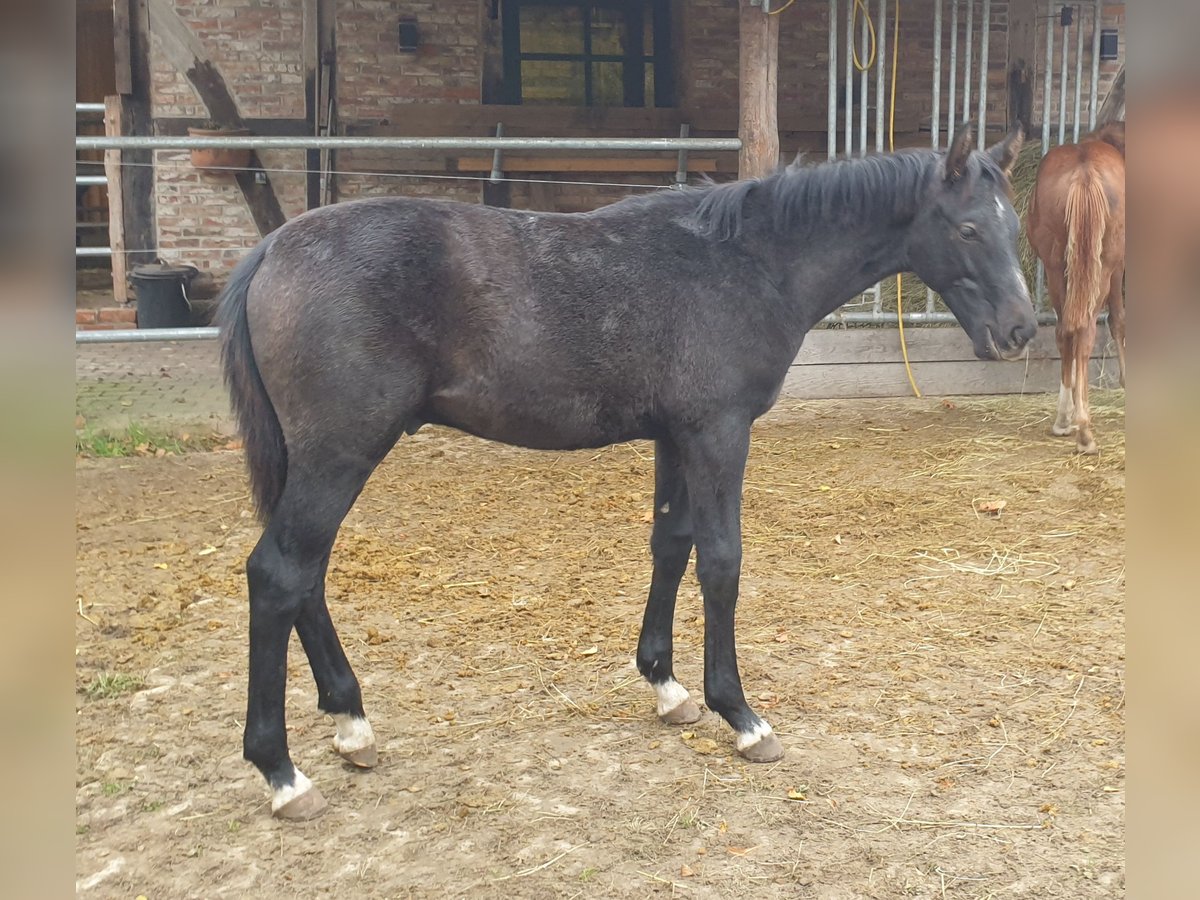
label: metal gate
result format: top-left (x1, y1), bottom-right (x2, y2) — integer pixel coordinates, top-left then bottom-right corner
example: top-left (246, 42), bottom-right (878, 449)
top-left (823, 0), bottom-right (1112, 324)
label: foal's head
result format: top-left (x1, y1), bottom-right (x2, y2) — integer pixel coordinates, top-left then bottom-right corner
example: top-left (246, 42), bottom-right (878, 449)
top-left (907, 123), bottom-right (1037, 361)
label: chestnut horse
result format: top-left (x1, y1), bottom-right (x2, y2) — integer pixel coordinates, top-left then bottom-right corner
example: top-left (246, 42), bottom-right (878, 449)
top-left (1027, 121), bottom-right (1125, 454)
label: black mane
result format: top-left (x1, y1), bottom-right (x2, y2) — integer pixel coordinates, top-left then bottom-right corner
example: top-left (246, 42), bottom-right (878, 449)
top-left (687, 149), bottom-right (944, 241)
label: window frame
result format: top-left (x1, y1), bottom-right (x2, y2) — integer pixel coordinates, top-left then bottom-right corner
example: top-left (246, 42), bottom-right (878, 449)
top-left (501, 0), bottom-right (674, 108)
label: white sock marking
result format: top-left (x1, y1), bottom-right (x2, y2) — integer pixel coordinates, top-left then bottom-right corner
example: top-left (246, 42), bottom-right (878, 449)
top-left (654, 679), bottom-right (691, 717)
top-left (271, 768), bottom-right (314, 813)
top-left (332, 714), bottom-right (376, 755)
top-left (1054, 382), bottom-right (1075, 431)
top-left (735, 720), bottom-right (775, 752)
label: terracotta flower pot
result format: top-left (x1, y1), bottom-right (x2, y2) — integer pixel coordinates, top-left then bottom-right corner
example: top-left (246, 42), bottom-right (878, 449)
top-left (187, 126), bottom-right (251, 172)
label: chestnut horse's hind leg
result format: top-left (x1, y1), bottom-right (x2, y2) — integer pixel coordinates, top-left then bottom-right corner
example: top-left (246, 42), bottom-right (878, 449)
top-left (636, 438), bottom-right (702, 727)
top-left (1106, 268), bottom-right (1126, 389)
top-left (242, 455), bottom-right (379, 819)
top-left (1053, 327), bottom-right (1077, 436)
top-left (1047, 268), bottom-right (1077, 437)
top-left (677, 419), bottom-right (782, 763)
top-left (1073, 321), bottom-right (1100, 455)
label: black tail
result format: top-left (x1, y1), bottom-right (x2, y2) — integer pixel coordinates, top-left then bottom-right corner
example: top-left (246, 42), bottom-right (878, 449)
top-left (215, 238), bottom-right (286, 522)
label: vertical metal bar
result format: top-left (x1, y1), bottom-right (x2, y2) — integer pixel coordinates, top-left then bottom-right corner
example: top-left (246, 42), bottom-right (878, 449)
top-left (947, 0), bottom-right (959, 147)
top-left (829, 0), bottom-right (839, 159)
top-left (489, 123), bottom-right (505, 183)
top-left (1058, 19), bottom-right (1069, 145)
top-left (859, 5), bottom-right (869, 157)
top-left (873, 0), bottom-right (886, 315)
top-left (875, 0), bottom-right (887, 152)
top-left (929, 1), bottom-right (943, 313)
top-left (1073, 8), bottom-right (1085, 141)
top-left (932, 0), bottom-right (943, 150)
top-left (977, 0), bottom-right (991, 139)
top-left (674, 123), bottom-right (690, 186)
top-left (1089, 0), bottom-right (1102, 130)
top-left (1042, 7), bottom-right (1054, 152)
top-left (961, 0), bottom-right (974, 124)
top-left (845, 0), bottom-right (855, 155)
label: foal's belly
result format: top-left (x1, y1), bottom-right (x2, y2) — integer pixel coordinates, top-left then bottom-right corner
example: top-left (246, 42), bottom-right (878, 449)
top-left (425, 377), bottom-right (655, 451)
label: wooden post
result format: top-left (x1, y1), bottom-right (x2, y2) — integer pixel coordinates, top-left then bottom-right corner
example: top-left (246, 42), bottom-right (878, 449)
top-left (104, 96), bottom-right (129, 303)
top-left (303, 0), bottom-right (320, 209)
top-left (1007, 0), bottom-right (1037, 134)
top-left (123, 0), bottom-right (157, 272)
top-left (738, 1), bottom-right (779, 179)
top-left (1097, 66), bottom-right (1125, 125)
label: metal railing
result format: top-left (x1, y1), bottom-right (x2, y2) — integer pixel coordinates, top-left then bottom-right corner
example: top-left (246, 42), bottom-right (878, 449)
top-left (76, 103), bottom-right (111, 254)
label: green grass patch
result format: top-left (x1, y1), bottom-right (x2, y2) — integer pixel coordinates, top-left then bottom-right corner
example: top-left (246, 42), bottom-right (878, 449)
top-left (82, 671), bottom-right (146, 700)
top-left (75, 422), bottom-right (230, 458)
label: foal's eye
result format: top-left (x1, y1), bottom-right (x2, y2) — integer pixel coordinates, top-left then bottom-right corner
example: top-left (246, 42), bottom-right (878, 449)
top-left (959, 223), bottom-right (979, 240)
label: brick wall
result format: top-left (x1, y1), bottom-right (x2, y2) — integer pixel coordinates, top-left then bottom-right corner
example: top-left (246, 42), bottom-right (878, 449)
top-left (147, 0), bottom-right (1108, 286)
top-left (1031, 1), bottom-right (1125, 137)
top-left (149, 0), bottom-right (308, 278)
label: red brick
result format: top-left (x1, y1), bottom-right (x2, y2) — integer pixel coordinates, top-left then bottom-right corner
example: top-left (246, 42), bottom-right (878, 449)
top-left (76, 309), bottom-right (98, 325)
top-left (98, 307), bottom-right (137, 324)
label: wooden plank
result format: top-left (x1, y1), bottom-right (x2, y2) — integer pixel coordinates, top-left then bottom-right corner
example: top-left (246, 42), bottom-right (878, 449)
top-left (738, 1), bottom-right (780, 178)
top-left (350, 107), bottom-right (836, 139)
top-left (112, 0), bottom-right (132, 95)
top-left (104, 96), bottom-right (128, 303)
top-left (348, 105), bottom-right (685, 138)
top-left (453, 156), bottom-right (718, 173)
top-left (154, 117), bottom-right (312, 137)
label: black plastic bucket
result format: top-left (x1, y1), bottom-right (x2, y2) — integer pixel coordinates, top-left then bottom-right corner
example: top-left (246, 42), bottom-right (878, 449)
top-left (131, 263), bottom-right (199, 329)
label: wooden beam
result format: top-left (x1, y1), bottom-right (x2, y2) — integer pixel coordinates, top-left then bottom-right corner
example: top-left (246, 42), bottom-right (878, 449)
top-left (146, 0), bottom-right (286, 236)
top-left (1097, 66), bottom-right (1125, 125)
top-left (453, 157), bottom-right (718, 173)
top-left (302, 0), bottom-right (320, 209)
top-left (154, 117), bottom-right (312, 137)
top-left (737, 2), bottom-right (779, 179)
top-left (1007, 0), bottom-right (1037, 133)
top-left (104, 96), bottom-right (129, 303)
top-left (123, 0), bottom-right (157, 268)
top-left (112, 0), bottom-right (132, 95)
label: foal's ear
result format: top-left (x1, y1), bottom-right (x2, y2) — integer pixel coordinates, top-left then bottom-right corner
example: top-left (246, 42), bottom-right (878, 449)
top-left (945, 121), bottom-right (975, 183)
top-left (986, 125), bottom-right (1024, 178)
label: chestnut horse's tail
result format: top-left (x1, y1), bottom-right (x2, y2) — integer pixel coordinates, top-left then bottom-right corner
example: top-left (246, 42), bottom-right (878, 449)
top-left (1063, 170), bottom-right (1110, 333)
top-left (215, 237), bottom-right (286, 523)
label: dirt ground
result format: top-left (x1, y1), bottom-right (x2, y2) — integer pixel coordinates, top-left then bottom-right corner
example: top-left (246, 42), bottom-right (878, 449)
top-left (75, 395), bottom-right (1125, 899)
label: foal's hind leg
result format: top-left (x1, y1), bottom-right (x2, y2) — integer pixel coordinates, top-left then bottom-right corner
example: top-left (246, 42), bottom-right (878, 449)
top-left (636, 438), bottom-right (701, 726)
top-left (242, 457), bottom-right (379, 819)
top-left (295, 574), bottom-right (378, 768)
top-left (678, 420), bottom-right (782, 763)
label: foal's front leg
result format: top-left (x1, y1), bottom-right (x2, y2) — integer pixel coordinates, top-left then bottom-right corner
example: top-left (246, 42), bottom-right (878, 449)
top-left (679, 421), bottom-right (783, 763)
top-left (636, 438), bottom-right (702, 726)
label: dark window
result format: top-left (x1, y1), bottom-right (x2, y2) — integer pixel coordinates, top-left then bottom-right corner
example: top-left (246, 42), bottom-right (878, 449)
top-left (502, 1), bottom-right (673, 107)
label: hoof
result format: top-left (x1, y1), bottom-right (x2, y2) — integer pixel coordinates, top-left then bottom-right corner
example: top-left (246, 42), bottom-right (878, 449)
top-left (659, 699), bottom-right (702, 726)
top-left (1051, 424), bottom-right (1076, 437)
top-left (273, 784), bottom-right (328, 821)
top-left (339, 743), bottom-right (379, 769)
top-left (1076, 441), bottom-right (1099, 456)
top-left (738, 732), bottom-right (784, 764)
